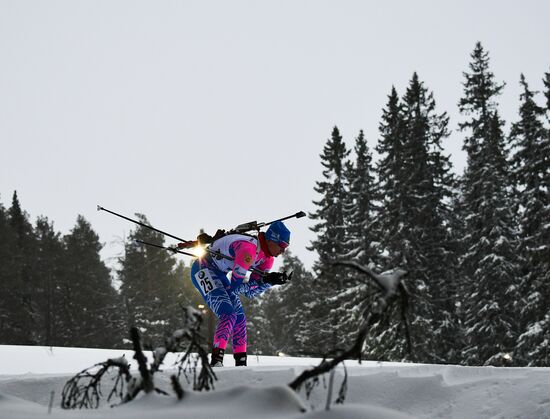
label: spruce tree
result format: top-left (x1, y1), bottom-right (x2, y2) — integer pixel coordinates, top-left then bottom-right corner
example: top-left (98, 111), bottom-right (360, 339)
top-left (403, 73), bottom-right (459, 363)
top-left (6, 191), bottom-right (38, 344)
top-left (367, 87), bottom-right (408, 360)
top-left (118, 215), bottom-right (186, 347)
top-left (0, 197), bottom-right (18, 343)
top-left (310, 126), bottom-right (350, 270)
top-left (33, 217), bottom-right (65, 346)
top-left (370, 75), bottom-right (458, 363)
top-left (331, 130), bottom-right (381, 348)
top-left (343, 130), bottom-right (379, 266)
top-left (306, 126), bottom-right (350, 353)
top-left (457, 43), bottom-right (521, 365)
top-left (60, 215), bottom-right (121, 348)
top-left (510, 74), bottom-right (550, 365)
top-left (375, 87), bottom-right (406, 259)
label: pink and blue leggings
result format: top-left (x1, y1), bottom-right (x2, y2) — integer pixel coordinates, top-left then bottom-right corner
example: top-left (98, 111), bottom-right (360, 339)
top-left (191, 259), bottom-right (247, 352)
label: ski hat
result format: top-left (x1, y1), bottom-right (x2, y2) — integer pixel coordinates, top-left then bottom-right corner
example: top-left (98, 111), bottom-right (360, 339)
top-left (265, 221), bottom-right (291, 248)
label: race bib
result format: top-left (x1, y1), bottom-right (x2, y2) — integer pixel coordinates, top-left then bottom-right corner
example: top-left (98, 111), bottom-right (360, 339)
top-left (194, 269), bottom-right (219, 296)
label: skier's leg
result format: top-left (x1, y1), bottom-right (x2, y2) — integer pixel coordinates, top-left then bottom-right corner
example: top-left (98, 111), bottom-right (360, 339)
top-left (191, 260), bottom-right (235, 366)
top-left (230, 293), bottom-right (247, 366)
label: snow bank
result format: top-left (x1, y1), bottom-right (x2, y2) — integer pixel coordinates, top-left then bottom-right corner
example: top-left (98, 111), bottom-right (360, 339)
top-left (1, 345), bottom-right (549, 419)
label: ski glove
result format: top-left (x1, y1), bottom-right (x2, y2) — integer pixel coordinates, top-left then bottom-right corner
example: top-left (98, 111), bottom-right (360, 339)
top-left (263, 271), bottom-right (292, 286)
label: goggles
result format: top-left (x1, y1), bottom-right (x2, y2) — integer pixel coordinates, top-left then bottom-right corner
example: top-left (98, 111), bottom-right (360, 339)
top-left (278, 241), bottom-right (289, 250)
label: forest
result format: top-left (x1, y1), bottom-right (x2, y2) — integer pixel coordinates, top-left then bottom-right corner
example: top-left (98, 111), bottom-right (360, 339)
top-left (1, 42), bottom-right (549, 367)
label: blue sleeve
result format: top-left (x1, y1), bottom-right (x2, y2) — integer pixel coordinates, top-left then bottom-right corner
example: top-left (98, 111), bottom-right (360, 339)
top-left (233, 279), bottom-right (272, 298)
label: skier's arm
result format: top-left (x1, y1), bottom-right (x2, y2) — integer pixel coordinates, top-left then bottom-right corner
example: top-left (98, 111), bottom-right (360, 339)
top-left (229, 241), bottom-right (257, 284)
top-left (236, 257), bottom-right (275, 298)
top-left (234, 281), bottom-right (272, 298)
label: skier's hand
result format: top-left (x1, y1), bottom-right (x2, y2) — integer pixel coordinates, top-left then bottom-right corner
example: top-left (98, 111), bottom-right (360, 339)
top-left (264, 271), bottom-right (292, 285)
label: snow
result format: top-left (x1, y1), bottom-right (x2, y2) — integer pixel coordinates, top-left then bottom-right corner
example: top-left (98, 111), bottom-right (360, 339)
top-left (1, 345), bottom-right (550, 419)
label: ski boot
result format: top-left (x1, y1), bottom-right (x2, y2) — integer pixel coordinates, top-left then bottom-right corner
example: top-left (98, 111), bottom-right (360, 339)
top-left (210, 348), bottom-right (225, 367)
top-left (234, 352), bottom-right (247, 367)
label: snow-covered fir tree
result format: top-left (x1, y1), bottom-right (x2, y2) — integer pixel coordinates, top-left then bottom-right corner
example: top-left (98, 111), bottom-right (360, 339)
top-left (342, 130), bottom-right (379, 266)
top-left (374, 87), bottom-right (406, 260)
top-left (331, 130), bottom-right (381, 349)
top-left (400, 73), bottom-right (460, 363)
top-left (457, 43), bottom-right (521, 366)
top-left (368, 74), bottom-right (458, 363)
top-left (510, 74), bottom-right (550, 366)
top-left (306, 126), bottom-right (350, 353)
top-left (367, 87), bottom-right (408, 361)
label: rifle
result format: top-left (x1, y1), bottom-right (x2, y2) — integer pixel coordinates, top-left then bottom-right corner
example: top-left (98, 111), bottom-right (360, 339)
top-left (194, 211), bottom-right (306, 246)
top-left (97, 205), bottom-right (306, 267)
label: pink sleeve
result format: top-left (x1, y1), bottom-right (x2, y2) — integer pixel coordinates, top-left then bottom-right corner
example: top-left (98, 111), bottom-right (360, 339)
top-left (230, 240), bottom-right (258, 281)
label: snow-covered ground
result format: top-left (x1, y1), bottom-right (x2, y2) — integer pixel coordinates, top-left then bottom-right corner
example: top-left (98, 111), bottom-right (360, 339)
top-left (1, 345), bottom-right (549, 419)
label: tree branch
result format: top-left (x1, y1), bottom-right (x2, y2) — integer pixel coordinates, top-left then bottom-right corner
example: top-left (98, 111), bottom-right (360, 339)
top-left (288, 262), bottom-right (408, 392)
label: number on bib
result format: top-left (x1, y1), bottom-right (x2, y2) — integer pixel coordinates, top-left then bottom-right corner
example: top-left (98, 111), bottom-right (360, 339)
top-left (195, 269), bottom-right (216, 296)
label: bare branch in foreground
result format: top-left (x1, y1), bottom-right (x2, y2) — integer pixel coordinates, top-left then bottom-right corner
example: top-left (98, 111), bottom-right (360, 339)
top-left (288, 263), bottom-right (408, 393)
top-left (61, 357), bottom-right (131, 409)
top-left (61, 305), bottom-right (216, 409)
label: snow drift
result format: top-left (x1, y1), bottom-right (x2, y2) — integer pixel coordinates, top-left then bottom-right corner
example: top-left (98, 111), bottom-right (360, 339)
top-left (0, 345), bottom-right (549, 419)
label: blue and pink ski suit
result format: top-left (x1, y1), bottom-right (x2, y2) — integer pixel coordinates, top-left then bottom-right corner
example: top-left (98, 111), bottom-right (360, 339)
top-left (190, 234), bottom-right (273, 353)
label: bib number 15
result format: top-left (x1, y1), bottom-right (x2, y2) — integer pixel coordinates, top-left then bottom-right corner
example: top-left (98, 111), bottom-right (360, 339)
top-left (195, 269), bottom-right (216, 296)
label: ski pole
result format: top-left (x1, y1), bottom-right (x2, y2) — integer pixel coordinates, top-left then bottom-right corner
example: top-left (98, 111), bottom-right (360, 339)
top-left (97, 205), bottom-right (194, 246)
top-left (135, 239), bottom-right (197, 258)
top-left (135, 239), bottom-right (266, 277)
top-left (98, 206), bottom-right (265, 274)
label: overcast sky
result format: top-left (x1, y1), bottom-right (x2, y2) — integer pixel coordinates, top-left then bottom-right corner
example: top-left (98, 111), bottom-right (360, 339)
top-left (1, 0), bottom-right (549, 270)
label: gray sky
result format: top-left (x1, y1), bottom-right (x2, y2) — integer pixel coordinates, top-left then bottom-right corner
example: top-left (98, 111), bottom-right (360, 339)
top-left (1, 0), bottom-right (549, 271)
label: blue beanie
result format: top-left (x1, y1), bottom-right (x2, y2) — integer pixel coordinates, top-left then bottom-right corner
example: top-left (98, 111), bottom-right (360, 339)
top-left (265, 221), bottom-right (291, 246)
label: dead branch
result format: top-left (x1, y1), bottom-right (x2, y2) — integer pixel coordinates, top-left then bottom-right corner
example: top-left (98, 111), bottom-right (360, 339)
top-left (61, 357), bottom-right (131, 409)
top-left (61, 305), bottom-right (216, 409)
top-left (288, 264), bottom-right (408, 392)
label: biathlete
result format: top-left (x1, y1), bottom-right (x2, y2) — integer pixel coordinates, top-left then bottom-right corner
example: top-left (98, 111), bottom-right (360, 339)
top-left (189, 221), bottom-right (291, 367)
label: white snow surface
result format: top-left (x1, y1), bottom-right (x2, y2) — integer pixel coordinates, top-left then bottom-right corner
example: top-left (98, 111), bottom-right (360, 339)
top-left (1, 345), bottom-right (550, 419)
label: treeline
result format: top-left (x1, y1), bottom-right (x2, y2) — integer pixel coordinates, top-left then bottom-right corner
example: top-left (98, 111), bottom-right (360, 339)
top-left (2, 42), bottom-right (549, 367)
top-left (0, 195), bottom-right (202, 349)
top-left (244, 42), bottom-right (550, 367)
